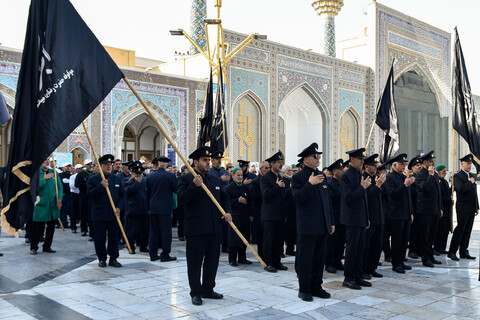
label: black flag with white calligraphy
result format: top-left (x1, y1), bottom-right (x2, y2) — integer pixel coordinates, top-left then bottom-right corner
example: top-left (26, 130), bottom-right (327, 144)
top-left (1, 0), bottom-right (124, 234)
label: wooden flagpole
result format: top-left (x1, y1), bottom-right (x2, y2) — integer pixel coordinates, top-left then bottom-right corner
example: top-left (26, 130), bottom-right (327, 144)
top-left (50, 153), bottom-right (64, 231)
top-left (81, 122), bottom-right (133, 254)
top-left (123, 77), bottom-right (266, 268)
top-left (365, 119), bottom-right (376, 153)
top-left (451, 131), bottom-right (456, 232)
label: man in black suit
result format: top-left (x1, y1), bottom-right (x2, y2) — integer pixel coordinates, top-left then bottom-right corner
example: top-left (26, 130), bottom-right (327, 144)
top-left (415, 151), bottom-right (443, 267)
top-left (251, 161), bottom-right (269, 258)
top-left (146, 156), bottom-right (178, 262)
top-left (407, 156), bottom-right (422, 259)
top-left (87, 154), bottom-right (125, 268)
top-left (384, 154), bottom-right (414, 273)
top-left (362, 154), bottom-right (386, 279)
top-left (340, 148), bottom-right (371, 290)
top-left (435, 164), bottom-right (453, 255)
top-left (260, 151), bottom-right (287, 273)
top-left (291, 143), bottom-right (334, 302)
top-left (75, 159), bottom-right (95, 238)
top-left (325, 159), bottom-right (346, 273)
top-left (177, 146), bottom-right (232, 306)
top-left (448, 154), bottom-right (479, 260)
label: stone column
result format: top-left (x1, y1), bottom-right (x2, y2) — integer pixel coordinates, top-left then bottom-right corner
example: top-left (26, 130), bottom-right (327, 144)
top-left (190, 0), bottom-right (207, 54)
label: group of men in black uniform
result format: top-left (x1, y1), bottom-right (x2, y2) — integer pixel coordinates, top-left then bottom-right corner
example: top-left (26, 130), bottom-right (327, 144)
top-left (36, 141), bottom-right (477, 306)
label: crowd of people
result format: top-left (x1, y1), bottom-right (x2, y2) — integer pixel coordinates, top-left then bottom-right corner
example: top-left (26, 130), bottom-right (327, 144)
top-left (24, 143), bottom-right (478, 305)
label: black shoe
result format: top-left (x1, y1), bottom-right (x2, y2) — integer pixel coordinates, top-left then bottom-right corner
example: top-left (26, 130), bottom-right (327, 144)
top-left (129, 249), bottom-right (136, 255)
top-left (264, 265), bottom-right (277, 273)
top-left (98, 260), bottom-right (106, 268)
top-left (191, 295), bottom-right (203, 306)
top-left (423, 260), bottom-right (434, 267)
top-left (139, 248), bottom-right (149, 253)
top-left (81, 232), bottom-right (87, 237)
top-left (312, 287), bottom-right (331, 299)
top-left (384, 257), bottom-right (392, 263)
top-left (403, 257), bottom-right (408, 262)
top-left (202, 291), bottom-right (223, 299)
top-left (274, 263), bottom-right (288, 271)
top-left (431, 258), bottom-right (442, 265)
top-left (280, 253), bottom-right (286, 258)
top-left (285, 251), bottom-right (296, 256)
top-left (433, 250), bottom-right (441, 256)
top-left (39, 237), bottom-right (45, 242)
top-left (160, 255), bottom-right (177, 262)
top-left (30, 249), bottom-right (37, 255)
top-left (108, 260), bottom-right (122, 268)
top-left (335, 264), bottom-right (345, 271)
top-left (325, 266), bottom-right (337, 274)
top-left (371, 270), bottom-right (383, 278)
top-left (448, 253), bottom-right (460, 261)
top-left (25, 238), bottom-right (31, 244)
top-left (362, 273), bottom-right (372, 280)
top-left (238, 260), bottom-right (252, 264)
top-left (440, 250), bottom-right (448, 254)
top-left (179, 237), bottom-right (185, 241)
top-left (88, 237), bottom-right (94, 242)
top-left (150, 256), bottom-right (161, 261)
top-left (402, 264), bottom-right (412, 270)
top-left (298, 292), bottom-right (313, 302)
top-left (229, 261), bottom-right (238, 267)
top-left (460, 253), bottom-right (476, 260)
top-left (42, 248), bottom-right (56, 253)
top-left (377, 262), bottom-right (383, 266)
top-left (392, 266), bottom-right (405, 274)
top-left (221, 249), bottom-right (229, 253)
top-left (72, 229), bottom-right (77, 234)
top-left (408, 252), bottom-right (419, 259)
top-left (355, 279), bottom-right (372, 287)
top-left (342, 280), bottom-right (361, 290)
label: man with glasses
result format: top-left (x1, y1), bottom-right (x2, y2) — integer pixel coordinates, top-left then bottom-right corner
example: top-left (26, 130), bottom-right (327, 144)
top-left (340, 148), bottom-right (371, 290)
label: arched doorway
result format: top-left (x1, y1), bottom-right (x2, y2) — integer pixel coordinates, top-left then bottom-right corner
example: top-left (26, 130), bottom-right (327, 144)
top-left (394, 69), bottom-right (448, 165)
top-left (71, 147), bottom-right (88, 166)
top-left (279, 85), bottom-right (327, 167)
top-left (121, 113), bottom-right (168, 163)
top-left (231, 94), bottom-right (263, 162)
top-left (339, 108), bottom-right (361, 160)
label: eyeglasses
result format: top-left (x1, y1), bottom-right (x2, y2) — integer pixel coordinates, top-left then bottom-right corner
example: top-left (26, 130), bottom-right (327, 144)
top-left (312, 154), bottom-right (321, 159)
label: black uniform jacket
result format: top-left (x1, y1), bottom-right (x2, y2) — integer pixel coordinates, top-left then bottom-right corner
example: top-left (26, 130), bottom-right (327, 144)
top-left (124, 178), bottom-right (147, 215)
top-left (250, 176), bottom-right (262, 221)
top-left (146, 168), bottom-right (177, 215)
top-left (384, 170), bottom-right (411, 221)
top-left (340, 166), bottom-right (368, 227)
top-left (454, 170), bottom-right (479, 214)
top-left (362, 172), bottom-right (383, 225)
top-left (177, 170), bottom-right (231, 236)
top-left (415, 167), bottom-right (442, 216)
top-left (327, 177), bottom-right (341, 224)
top-left (291, 166), bottom-right (334, 235)
top-left (260, 170), bottom-right (285, 221)
top-left (224, 182), bottom-right (252, 246)
top-left (87, 173), bottom-right (126, 222)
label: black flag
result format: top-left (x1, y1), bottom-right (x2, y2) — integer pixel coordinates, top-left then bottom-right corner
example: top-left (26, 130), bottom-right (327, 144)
top-left (197, 69), bottom-right (214, 148)
top-left (452, 28), bottom-right (480, 159)
top-left (210, 60), bottom-right (228, 153)
top-left (375, 63), bottom-right (399, 163)
top-left (1, 0), bottom-right (124, 234)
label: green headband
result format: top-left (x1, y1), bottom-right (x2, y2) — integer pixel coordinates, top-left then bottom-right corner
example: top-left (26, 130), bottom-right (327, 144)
top-left (436, 164), bottom-right (446, 171)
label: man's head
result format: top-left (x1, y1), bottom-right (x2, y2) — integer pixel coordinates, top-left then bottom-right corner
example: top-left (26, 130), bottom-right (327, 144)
top-left (328, 159), bottom-right (344, 180)
top-left (258, 161), bottom-right (270, 176)
top-left (249, 165), bottom-right (257, 175)
top-left (322, 167), bottom-right (332, 178)
top-left (346, 148), bottom-right (366, 171)
top-left (189, 146), bottom-right (212, 175)
top-left (62, 163), bottom-right (72, 173)
top-left (298, 143), bottom-right (321, 170)
top-left (98, 154), bottom-right (115, 175)
top-left (281, 165), bottom-right (293, 179)
top-left (291, 165), bottom-right (299, 175)
top-left (266, 151), bottom-right (285, 174)
top-left (460, 154), bottom-right (474, 173)
top-left (420, 151), bottom-right (435, 169)
top-left (232, 168), bottom-right (243, 183)
top-left (113, 159), bottom-right (122, 172)
top-left (211, 151), bottom-right (224, 169)
top-left (436, 164), bottom-right (447, 178)
top-left (172, 165), bottom-right (178, 174)
top-left (389, 153), bottom-right (408, 174)
top-left (363, 154), bottom-right (379, 176)
top-left (408, 156), bottom-right (422, 174)
top-left (84, 159), bottom-right (93, 171)
top-left (238, 160), bottom-right (250, 174)
top-left (41, 158), bottom-right (50, 170)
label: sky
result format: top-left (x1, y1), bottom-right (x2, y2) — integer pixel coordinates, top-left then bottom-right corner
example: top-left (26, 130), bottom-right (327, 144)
top-left (1, 0), bottom-right (479, 91)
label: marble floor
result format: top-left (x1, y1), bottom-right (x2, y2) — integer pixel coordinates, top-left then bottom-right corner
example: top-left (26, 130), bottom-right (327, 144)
top-left (0, 223), bottom-right (478, 320)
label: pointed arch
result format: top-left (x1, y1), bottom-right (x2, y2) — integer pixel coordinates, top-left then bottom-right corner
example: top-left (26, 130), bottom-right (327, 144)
top-left (339, 107), bottom-right (362, 159)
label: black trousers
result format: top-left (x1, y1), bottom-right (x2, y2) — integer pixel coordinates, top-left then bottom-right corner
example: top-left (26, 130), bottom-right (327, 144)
top-left (126, 214), bottom-right (149, 251)
top-left (177, 204), bottom-right (184, 238)
top-left (284, 216), bottom-right (296, 254)
top-left (344, 226), bottom-right (366, 282)
top-left (262, 220), bottom-right (283, 267)
top-left (390, 220), bottom-right (409, 268)
top-left (221, 220), bottom-right (229, 251)
top-left (254, 216), bottom-right (263, 258)
top-left (449, 211), bottom-right (475, 255)
top-left (79, 193), bottom-right (89, 234)
top-left (92, 220), bottom-right (119, 261)
top-left (363, 224), bottom-right (383, 274)
top-left (434, 214), bottom-right (451, 252)
top-left (149, 215), bottom-right (172, 258)
top-left (409, 216), bottom-right (419, 254)
top-left (70, 193), bottom-right (80, 231)
top-left (60, 193), bottom-right (72, 226)
top-left (417, 215), bottom-right (436, 263)
top-left (186, 234), bottom-right (220, 297)
top-left (326, 224), bottom-right (345, 269)
top-left (229, 245), bottom-right (247, 263)
top-left (296, 234), bottom-right (328, 294)
top-left (30, 220), bottom-right (55, 251)
top-left (382, 219), bottom-right (392, 259)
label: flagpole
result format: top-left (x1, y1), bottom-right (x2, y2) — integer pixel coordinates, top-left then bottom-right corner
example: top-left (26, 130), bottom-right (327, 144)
top-left (365, 117), bottom-right (376, 153)
top-left (81, 122), bottom-right (133, 254)
top-left (50, 153), bottom-right (64, 231)
top-left (123, 77), bottom-right (266, 268)
top-left (451, 130), bottom-right (456, 233)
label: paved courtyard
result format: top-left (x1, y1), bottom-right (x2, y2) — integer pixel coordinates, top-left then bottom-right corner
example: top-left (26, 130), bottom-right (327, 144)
top-left (0, 220), bottom-right (479, 320)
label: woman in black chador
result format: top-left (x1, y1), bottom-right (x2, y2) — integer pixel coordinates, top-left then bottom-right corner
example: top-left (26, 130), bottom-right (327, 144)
top-left (225, 168), bottom-right (253, 266)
